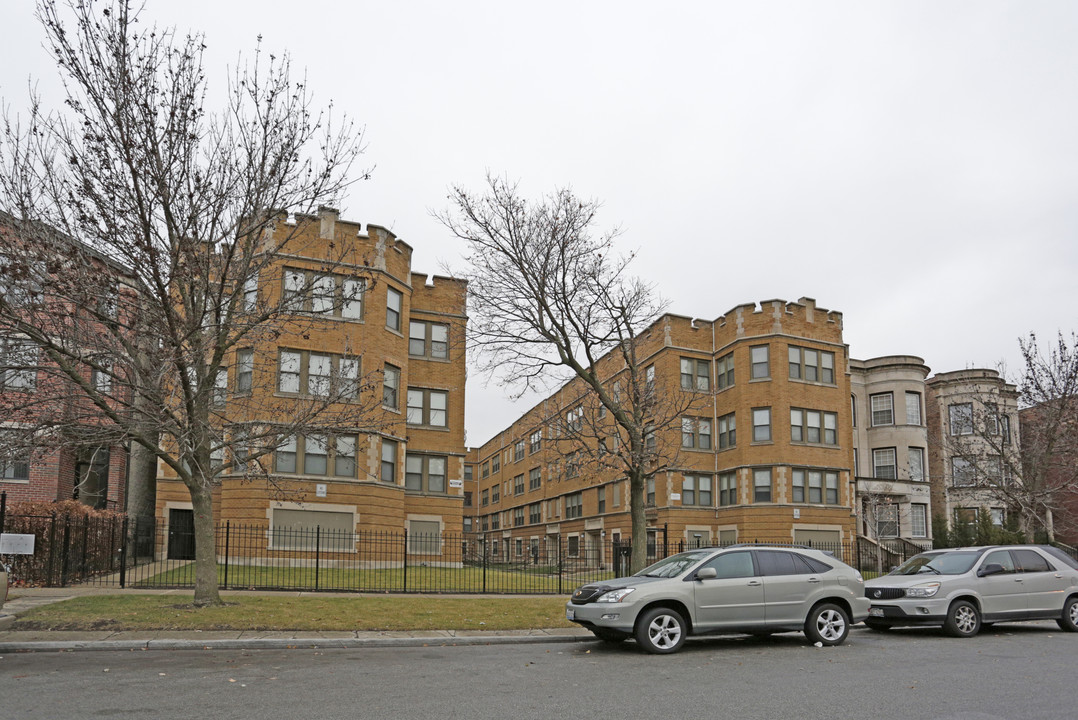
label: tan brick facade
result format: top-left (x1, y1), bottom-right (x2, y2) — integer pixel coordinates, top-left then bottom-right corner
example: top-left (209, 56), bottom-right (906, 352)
top-left (466, 297), bottom-right (857, 565)
top-left (154, 209), bottom-right (468, 558)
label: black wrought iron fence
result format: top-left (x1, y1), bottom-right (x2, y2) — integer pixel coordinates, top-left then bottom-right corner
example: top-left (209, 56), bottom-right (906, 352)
top-left (1, 508), bottom-right (934, 592)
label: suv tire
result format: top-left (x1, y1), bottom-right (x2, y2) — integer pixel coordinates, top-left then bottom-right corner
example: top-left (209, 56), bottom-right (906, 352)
top-left (943, 600), bottom-right (981, 638)
top-left (804, 603), bottom-right (850, 646)
top-left (1057, 596), bottom-right (1078, 632)
top-left (635, 607), bottom-right (687, 654)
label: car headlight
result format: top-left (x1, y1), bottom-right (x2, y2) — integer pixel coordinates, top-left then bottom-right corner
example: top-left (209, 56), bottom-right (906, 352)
top-left (596, 587), bottom-right (635, 603)
top-left (904, 582), bottom-right (941, 598)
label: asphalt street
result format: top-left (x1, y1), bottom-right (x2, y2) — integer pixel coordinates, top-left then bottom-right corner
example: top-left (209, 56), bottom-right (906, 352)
top-left (2, 623), bottom-right (1074, 720)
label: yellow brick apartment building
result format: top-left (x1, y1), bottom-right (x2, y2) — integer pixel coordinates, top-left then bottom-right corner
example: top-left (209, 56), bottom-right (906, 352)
top-left (155, 208), bottom-right (468, 559)
top-left (466, 298), bottom-right (858, 567)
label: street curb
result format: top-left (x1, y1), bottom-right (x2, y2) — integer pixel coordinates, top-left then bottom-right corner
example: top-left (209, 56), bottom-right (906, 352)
top-left (0, 633), bottom-right (594, 653)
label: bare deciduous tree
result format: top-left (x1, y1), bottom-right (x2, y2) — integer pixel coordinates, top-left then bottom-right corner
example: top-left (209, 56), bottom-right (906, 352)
top-left (438, 176), bottom-right (704, 573)
top-left (0, 1), bottom-right (379, 605)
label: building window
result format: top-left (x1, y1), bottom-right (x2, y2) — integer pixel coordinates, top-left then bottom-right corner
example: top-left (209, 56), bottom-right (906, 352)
top-left (716, 352), bottom-right (735, 389)
top-left (491, 483), bottom-right (500, 503)
top-left (788, 346), bottom-right (835, 384)
top-left (213, 369), bottom-right (228, 406)
top-left (481, 489), bottom-right (489, 506)
top-left (308, 353), bottom-right (331, 396)
top-left (872, 448), bottom-right (897, 479)
top-left (383, 364), bottom-right (400, 409)
top-left (680, 358), bottom-right (710, 391)
top-left (277, 349), bottom-right (360, 399)
top-left (750, 345), bottom-right (769, 379)
top-left (92, 358), bottom-right (112, 394)
top-left (407, 388), bottom-right (448, 427)
top-left (491, 454), bottom-right (500, 474)
top-left (911, 503), bottom-right (928, 537)
top-left (275, 436), bottom-right (297, 473)
top-left (681, 417), bottom-right (712, 450)
top-left (565, 492), bottom-right (583, 519)
top-left (753, 468), bottom-right (772, 503)
top-left (529, 466), bottom-right (541, 491)
top-left (792, 469), bottom-right (840, 504)
top-left (275, 433), bottom-right (359, 478)
top-left (381, 439), bottom-right (397, 483)
top-left (717, 412), bottom-right (736, 449)
top-left (877, 504), bottom-right (899, 538)
top-left (342, 278), bottom-right (364, 319)
top-left (236, 350), bottom-right (253, 393)
top-left (987, 403), bottom-right (1011, 444)
top-left (644, 425), bottom-right (656, 451)
top-left (406, 454), bottom-right (447, 493)
top-left (529, 429), bottom-right (542, 453)
top-left (335, 436), bottom-right (357, 477)
top-left (646, 478), bottom-right (655, 506)
top-left (481, 461), bottom-right (489, 479)
top-left (909, 447), bottom-right (925, 482)
top-left (949, 403), bottom-right (973, 436)
top-left (567, 535), bottom-right (579, 557)
top-left (870, 393), bottom-right (894, 426)
top-left (905, 392), bottom-right (922, 425)
top-left (752, 407), bottom-right (771, 442)
top-left (303, 434), bottom-right (328, 474)
top-left (530, 502), bottom-right (542, 524)
top-left (311, 274), bottom-right (335, 314)
top-left (953, 507), bottom-right (977, 528)
top-left (645, 365), bottom-right (655, 392)
top-left (682, 474), bottom-right (713, 506)
top-left (790, 409), bottom-right (838, 445)
top-left (513, 473), bottom-right (525, 495)
top-left (1, 338), bottom-right (37, 391)
top-left (386, 287), bottom-right (402, 331)
top-left (409, 320), bottom-right (449, 359)
top-left (0, 431), bottom-right (29, 481)
top-left (270, 508), bottom-right (354, 552)
top-left (719, 471), bottom-right (737, 506)
top-left (952, 457), bottom-right (975, 486)
top-left (407, 519), bottom-right (442, 555)
top-left (566, 405), bottom-right (583, 432)
top-left (514, 439), bottom-right (525, 462)
top-left (280, 267), bottom-right (365, 319)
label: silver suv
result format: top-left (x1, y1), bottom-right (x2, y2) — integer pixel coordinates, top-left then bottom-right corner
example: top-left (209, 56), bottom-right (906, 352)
top-left (863, 545), bottom-right (1078, 637)
top-left (565, 545), bottom-right (870, 654)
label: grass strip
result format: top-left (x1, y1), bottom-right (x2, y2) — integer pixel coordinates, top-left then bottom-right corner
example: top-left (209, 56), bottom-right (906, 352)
top-left (11, 594), bottom-right (578, 632)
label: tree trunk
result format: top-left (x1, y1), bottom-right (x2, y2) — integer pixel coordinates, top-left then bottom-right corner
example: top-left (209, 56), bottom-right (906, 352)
top-left (629, 468), bottom-right (647, 574)
top-left (189, 483), bottom-right (222, 606)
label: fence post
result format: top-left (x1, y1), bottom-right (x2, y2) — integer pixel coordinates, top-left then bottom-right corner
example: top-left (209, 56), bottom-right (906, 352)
top-left (402, 530), bottom-right (408, 593)
top-left (315, 525), bottom-right (321, 592)
top-left (557, 533), bottom-right (563, 596)
top-left (60, 516), bottom-right (72, 587)
top-left (481, 533), bottom-right (487, 593)
top-left (223, 521), bottom-right (231, 590)
top-left (119, 516), bottom-right (129, 588)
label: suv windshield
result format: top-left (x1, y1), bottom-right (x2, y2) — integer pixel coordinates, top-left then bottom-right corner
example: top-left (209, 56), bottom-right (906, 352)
top-left (893, 551), bottom-right (981, 576)
top-left (635, 550), bottom-right (714, 578)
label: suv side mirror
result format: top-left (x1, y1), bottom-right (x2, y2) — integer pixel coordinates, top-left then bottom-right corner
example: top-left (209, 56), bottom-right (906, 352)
top-left (978, 562), bottom-right (1005, 577)
top-left (696, 567), bottom-right (717, 580)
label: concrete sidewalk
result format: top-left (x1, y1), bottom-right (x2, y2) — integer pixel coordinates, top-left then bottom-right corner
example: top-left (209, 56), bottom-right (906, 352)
top-left (0, 587), bottom-right (593, 653)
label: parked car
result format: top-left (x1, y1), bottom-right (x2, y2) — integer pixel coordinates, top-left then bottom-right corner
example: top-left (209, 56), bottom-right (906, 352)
top-left (565, 545), bottom-right (870, 654)
top-left (863, 545), bottom-right (1078, 637)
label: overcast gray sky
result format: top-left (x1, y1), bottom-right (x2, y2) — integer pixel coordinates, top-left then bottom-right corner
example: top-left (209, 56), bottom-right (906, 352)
top-left (3, 1), bottom-right (1076, 446)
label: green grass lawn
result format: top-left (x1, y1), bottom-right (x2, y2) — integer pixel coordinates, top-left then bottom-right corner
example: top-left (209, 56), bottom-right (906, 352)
top-left (11, 594), bottom-right (578, 632)
top-left (135, 562), bottom-right (615, 594)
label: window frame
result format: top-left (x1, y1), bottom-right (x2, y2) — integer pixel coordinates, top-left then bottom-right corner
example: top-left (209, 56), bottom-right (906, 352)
top-left (680, 357), bottom-right (711, 391)
top-left (870, 393), bottom-right (894, 427)
top-left (386, 287), bottom-right (403, 331)
top-left (404, 453), bottom-right (448, 494)
top-left (750, 345), bottom-right (770, 380)
top-left (407, 387), bottom-right (449, 427)
top-left (409, 320), bottom-right (450, 359)
top-left (872, 447), bottom-right (897, 479)
top-left (752, 407), bottom-right (771, 442)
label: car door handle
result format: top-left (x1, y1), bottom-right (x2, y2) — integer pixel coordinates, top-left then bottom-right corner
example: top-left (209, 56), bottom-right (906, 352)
top-left (747, 580), bottom-right (761, 586)
top-left (807, 577), bottom-right (821, 583)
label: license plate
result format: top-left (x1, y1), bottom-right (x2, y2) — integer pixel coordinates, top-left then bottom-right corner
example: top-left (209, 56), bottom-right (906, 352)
top-left (869, 607), bottom-right (884, 617)
top-left (566, 607), bottom-right (575, 621)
